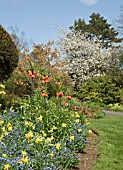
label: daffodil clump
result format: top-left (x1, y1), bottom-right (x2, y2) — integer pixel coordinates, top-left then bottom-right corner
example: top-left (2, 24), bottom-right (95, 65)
top-left (0, 82), bottom-right (91, 170)
top-left (0, 84), bottom-right (6, 98)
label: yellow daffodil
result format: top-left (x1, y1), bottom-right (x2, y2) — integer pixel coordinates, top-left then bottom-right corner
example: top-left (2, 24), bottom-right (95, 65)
top-left (0, 84), bottom-right (5, 89)
top-left (3, 110), bottom-right (6, 113)
top-left (88, 129), bottom-right (93, 134)
top-left (35, 136), bottom-right (43, 143)
top-left (22, 151), bottom-right (27, 156)
top-left (25, 131), bottom-right (33, 141)
top-left (49, 151), bottom-right (54, 158)
top-left (7, 122), bottom-right (11, 127)
top-left (50, 136), bottom-right (54, 141)
top-left (86, 122), bottom-right (90, 125)
top-left (25, 121), bottom-right (33, 127)
top-left (11, 99), bottom-right (14, 103)
top-left (75, 112), bottom-right (80, 118)
top-left (2, 127), bottom-right (5, 132)
top-left (8, 126), bottom-right (13, 131)
top-left (0, 91), bottom-right (6, 95)
top-left (4, 163), bottom-right (11, 170)
top-left (10, 107), bottom-right (14, 112)
top-left (56, 143), bottom-right (61, 150)
top-left (2, 153), bottom-right (7, 158)
top-left (0, 134), bottom-right (3, 141)
top-left (62, 123), bottom-right (67, 128)
top-left (49, 128), bottom-right (54, 133)
top-left (38, 115), bottom-right (43, 122)
top-left (70, 135), bottom-right (74, 141)
top-left (46, 137), bottom-right (52, 143)
top-left (76, 119), bottom-right (80, 123)
top-left (20, 156), bottom-right (28, 164)
top-left (4, 131), bottom-right (9, 136)
top-left (52, 125), bottom-right (57, 130)
top-left (78, 129), bottom-right (82, 133)
top-left (0, 104), bottom-right (2, 107)
top-left (0, 120), bottom-right (4, 125)
top-left (42, 132), bottom-right (47, 137)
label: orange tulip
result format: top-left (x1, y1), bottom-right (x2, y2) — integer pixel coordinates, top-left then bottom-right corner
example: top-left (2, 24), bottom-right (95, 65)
top-left (55, 82), bottom-right (62, 85)
top-left (42, 76), bottom-right (49, 84)
top-left (66, 95), bottom-right (72, 100)
top-left (56, 91), bottom-right (64, 98)
top-left (28, 70), bottom-right (37, 78)
top-left (62, 100), bottom-right (67, 105)
top-left (41, 90), bottom-right (48, 97)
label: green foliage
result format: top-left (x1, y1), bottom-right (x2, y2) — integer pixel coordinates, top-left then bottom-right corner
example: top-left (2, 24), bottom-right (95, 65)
top-left (47, 73), bottom-right (74, 98)
top-left (108, 103), bottom-right (123, 112)
top-left (0, 25), bottom-right (18, 82)
top-left (120, 88), bottom-right (123, 104)
top-left (78, 75), bottom-right (121, 104)
top-left (4, 73), bottom-right (32, 97)
top-left (70, 12), bottom-right (122, 48)
top-left (70, 99), bottom-right (106, 118)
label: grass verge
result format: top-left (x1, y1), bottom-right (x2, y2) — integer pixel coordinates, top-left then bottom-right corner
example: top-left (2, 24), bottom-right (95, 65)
top-left (89, 116), bottom-right (123, 170)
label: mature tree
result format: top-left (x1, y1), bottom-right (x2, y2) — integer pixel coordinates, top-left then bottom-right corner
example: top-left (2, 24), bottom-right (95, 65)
top-left (70, 19), bottom-right (87, 33)
top-left (70, 12), bottom-right (122, 48)
top-left (8, 26), bottom-right (33, 51)
top-left (0, 25), bottom-right (18, 82)
top-left (57, 29), bottom-right (119, 89)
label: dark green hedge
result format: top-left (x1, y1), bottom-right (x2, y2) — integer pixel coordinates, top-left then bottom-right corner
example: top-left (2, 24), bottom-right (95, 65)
top-left (0, 25), bottom-right (18, 82)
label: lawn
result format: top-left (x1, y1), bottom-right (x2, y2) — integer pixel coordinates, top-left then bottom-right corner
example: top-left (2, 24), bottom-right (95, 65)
top-left (90, 116), bottom-right (123, 170)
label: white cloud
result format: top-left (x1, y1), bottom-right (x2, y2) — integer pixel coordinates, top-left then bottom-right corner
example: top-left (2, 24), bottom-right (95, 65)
top-left (79, 0), bottom-right (99, 6)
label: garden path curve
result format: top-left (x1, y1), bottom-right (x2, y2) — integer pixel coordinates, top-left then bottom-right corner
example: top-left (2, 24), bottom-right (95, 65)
top-left (103, 110), bottom-right (123, 116)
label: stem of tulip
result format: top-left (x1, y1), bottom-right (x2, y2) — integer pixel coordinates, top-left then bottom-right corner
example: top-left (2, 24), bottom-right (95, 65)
top-left (44, 96), bottom-right (46, 111)
top-left (59, 97), bottom-right (62, 113)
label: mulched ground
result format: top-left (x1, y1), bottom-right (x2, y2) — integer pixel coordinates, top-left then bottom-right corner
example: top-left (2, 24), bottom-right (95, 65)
top-left (70, 131), bottom-right (99, 170)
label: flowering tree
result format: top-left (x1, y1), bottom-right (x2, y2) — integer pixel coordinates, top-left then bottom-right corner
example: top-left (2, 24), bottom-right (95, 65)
top-left (57, 29), bottom-right (119, 89)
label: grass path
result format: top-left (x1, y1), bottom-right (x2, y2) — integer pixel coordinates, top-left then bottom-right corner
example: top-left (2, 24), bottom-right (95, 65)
top-left (89, 116), bottom-right (123, 170)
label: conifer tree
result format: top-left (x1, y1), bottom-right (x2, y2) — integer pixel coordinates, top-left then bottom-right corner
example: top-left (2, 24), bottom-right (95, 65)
top-left (70, 12), bottom-right (122, 48)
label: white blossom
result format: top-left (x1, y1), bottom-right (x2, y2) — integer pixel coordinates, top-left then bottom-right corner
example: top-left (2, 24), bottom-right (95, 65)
top-left (56, 29), bottom-right (119, 88)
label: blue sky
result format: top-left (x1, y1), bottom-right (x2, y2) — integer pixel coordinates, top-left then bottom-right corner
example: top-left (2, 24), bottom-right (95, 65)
top-left (0, 0), bottom-right (123, 44)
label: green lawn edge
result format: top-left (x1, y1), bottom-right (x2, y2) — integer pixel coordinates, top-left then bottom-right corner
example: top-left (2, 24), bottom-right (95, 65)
top-left (89, 116), bottom-right (123, 170)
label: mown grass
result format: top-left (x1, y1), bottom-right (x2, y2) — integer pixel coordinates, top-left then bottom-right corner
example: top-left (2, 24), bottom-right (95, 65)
top-left (89, 116), bottom-right (123, 170)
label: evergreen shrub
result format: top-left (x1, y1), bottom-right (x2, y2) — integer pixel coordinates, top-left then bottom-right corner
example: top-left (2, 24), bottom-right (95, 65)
top-left (0, 25), bottom-right (18, 81)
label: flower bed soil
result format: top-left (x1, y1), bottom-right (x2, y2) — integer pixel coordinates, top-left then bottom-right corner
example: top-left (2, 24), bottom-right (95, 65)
top-left (70, 131), bottom-right (99, 170)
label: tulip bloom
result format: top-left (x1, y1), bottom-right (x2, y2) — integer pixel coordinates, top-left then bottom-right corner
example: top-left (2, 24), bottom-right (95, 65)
top-left (55, 81), bottom-right (62, 85)
top-left (56, 91), bottom-right (64, 98)
top-left (28, 70), bottom-right (36, 78)
top-left (41, 90), bottom-right (48, 97)
top-left (66, 95), bottom-right (72, 100)
top-left (42, 76), bottom-right (49, 84)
